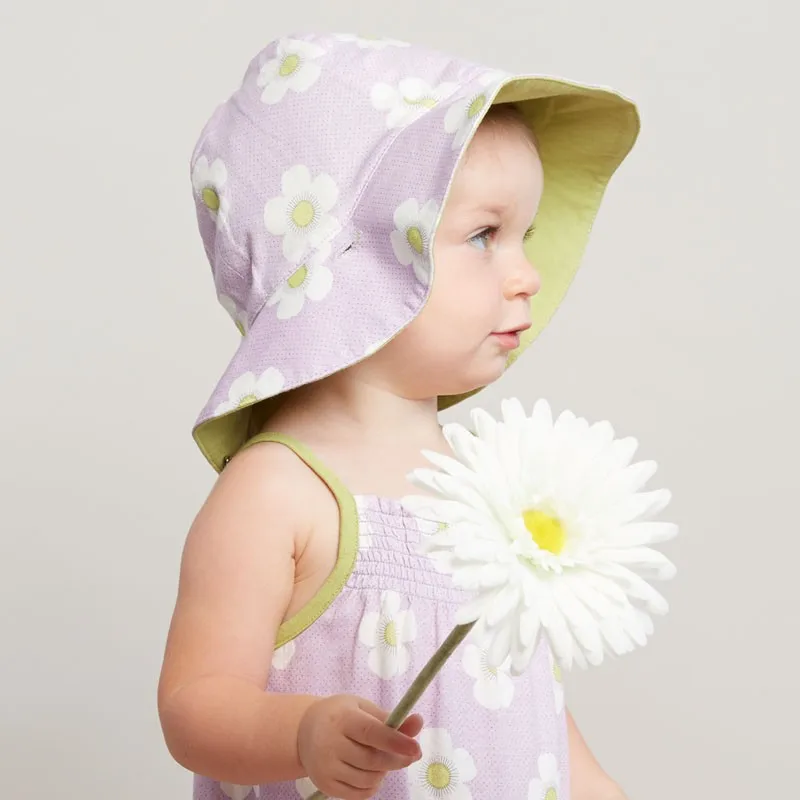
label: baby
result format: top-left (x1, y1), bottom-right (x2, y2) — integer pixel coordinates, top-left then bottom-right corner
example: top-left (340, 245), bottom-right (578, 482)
top-left (159, 32), bottom-right (639, 800)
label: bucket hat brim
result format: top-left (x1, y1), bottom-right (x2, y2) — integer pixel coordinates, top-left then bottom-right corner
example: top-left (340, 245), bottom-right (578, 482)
top-left (192, 73), bottom-right (639, 472)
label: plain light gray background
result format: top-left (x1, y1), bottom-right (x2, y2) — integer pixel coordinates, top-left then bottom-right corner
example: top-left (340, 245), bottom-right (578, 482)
top-left (1, 1), bottom-right (797, 798)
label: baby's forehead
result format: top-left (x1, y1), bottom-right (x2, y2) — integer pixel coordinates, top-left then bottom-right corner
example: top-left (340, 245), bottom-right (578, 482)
top-left (447, 137), bottom-right (542, 208)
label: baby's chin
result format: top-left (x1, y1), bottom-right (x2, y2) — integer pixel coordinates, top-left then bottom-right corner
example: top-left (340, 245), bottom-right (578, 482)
top-left (428, 359), bottom-right (510, 400)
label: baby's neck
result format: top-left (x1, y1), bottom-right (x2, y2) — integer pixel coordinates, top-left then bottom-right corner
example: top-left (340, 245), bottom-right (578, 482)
top-left (261, 380), bottom-right (452, 499)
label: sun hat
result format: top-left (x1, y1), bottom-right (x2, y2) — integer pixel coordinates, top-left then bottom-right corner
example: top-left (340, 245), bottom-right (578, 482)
top-left (189, 32), bottom-right (639, 472)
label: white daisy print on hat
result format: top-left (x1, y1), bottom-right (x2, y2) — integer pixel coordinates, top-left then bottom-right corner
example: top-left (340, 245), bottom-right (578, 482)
top-left (462, 642), bottom-right (515, 710)
top-left (371, 77), bottom-right (459, 129)
top-left (408, 728), bottom-right (477, 800)
top-left (214, 367), bottom-right (286, 416)
top-left (192, 155), bottom-right (229, 225)
top-left (264, 165), bottom-right (341, 263)
top-left (358, 590), bottom-right (416, 679)
top-left (267, 243), bottom-right (334, 320)
top-left (218, 294), bottom-right (249, 335)
top-left (220, 784), bottom-right (259, 800)
top-left (390, 197), bottom-right (439, 285)
top-left (528, 753), bottom-right (562, 800)
top-left (257, 38), bottom-right (325, 105)
top-left (444, 70), bottom-right (511, 150)
top-left (335, 33), bottom-right (410, 49)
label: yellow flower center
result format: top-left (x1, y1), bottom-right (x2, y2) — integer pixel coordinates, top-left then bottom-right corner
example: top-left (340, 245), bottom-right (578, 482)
top-left (544, 789), bottom-right (558, 800)
top-left (237, 393), bottom-right (257, 408)
top-left (426, 762), bottom-right (451, 789)
top-left (279, 54), bottom-right (300, 76)
top-left (291, 200), bottom-right (316, 228)
top-left (287, 266), bottom-right (308, 289)
top-left (553, 661), bottom-right (563, 683)
top-left (383, 620), bottom-right (397, 647)
top-left (202, 187), bottom-right (220, 211)
top-left (406, 226), bottom-right (424, 254)
top-left (467, 94), bottom-right (486, 118)
top-left (404, 95), bottom-right (437, 109)
top-left (523, 509), bottom-right (566, 555)
top-left (235, 320), bottom-right (245, 336)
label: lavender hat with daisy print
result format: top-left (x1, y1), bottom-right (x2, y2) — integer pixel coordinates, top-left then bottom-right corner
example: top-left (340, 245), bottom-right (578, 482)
top-left (190, 32), bottom-right (639, 471)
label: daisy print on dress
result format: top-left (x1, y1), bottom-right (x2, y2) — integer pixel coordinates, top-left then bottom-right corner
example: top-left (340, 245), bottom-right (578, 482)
top-left (528, 753), bottom-right (562, 800)
top-left (295, 777), bottom-right (320, 799)
top-left (220, 784), bottom-right (259, 800)
top-left (192, 155), bottom-right (229, 225)
top-left (267, 243), bottom-right (333, 320)
top-left (354, 504), bottom-right (376, 548)
top-left (335, 33), bottom-right (410, 49)
top-left (390, 198), bottom-right (439, 285)
top-left (371, 77), bottom-right (459, 129)
top-left (214, 367), bottom-right (286, 415)
top-left (408, 728), bottom-right (477, 800)
top-left (257, 38), bottom-right (325, 105)
top-left (264, 165), bottom-right (341, 263)
top-left (218, 294), bottom-right (248, 335)
top-left (271, 639), bottom-right (297, 671)
top-left (548, 647), bottom-right (565, 715)
top-left (358, 590), bottom-right (416, 679)
top-left (444, 70), bottom-right (511, 150)
top-left (461, 642), bottom-right (515, 710)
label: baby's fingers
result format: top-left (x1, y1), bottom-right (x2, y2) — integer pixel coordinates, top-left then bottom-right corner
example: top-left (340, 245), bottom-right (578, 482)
top-left (349, 702), bottom-right (421, 759)
top-left (342, 739), bottom-right (417, 773)
top-left (397, 712), bottom-right (424, 738)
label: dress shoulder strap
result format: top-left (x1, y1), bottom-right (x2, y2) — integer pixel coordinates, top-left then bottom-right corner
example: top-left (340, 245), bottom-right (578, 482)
top-left (239, 431), bottom-right (360, 648)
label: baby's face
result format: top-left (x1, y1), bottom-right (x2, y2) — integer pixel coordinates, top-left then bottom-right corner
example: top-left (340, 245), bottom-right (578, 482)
top-left (374, 118), bottom-right (544, 399)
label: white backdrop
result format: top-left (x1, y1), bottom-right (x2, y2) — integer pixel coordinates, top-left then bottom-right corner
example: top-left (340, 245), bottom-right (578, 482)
top-left (1, 2), bottom-right (797, 798)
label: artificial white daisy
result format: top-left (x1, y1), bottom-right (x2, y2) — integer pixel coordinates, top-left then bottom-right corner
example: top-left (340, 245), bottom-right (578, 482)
top-left (214, 368), bottom-right (286, 416)
top-left (218, 294), bottom-right (249, 335)
top-left (461, 642), bottom-right (515, 710)
top-left (402, 398), bottom-right (677, 674)
top-left (267, 243), bottom-right (333, 320)
top-left (192, 155), bottom-right (229, 224)
top-left (263, 165), bottom-right (341, 263)
top-left (358, 589), bottom-right (417, 679)
top-left (407, 728), bottom-right (477, 800)
top-left (271, 639), bottom-right (296, 671)
top-left (220, 783), bottom-right (259, 800)
top-left (335, 33), bottom-right (410, 49)
top-left (528, 753), bottom-right (562, 800)
top-left (444, 70), bottom-right (512, 150)
top-left (371, 77), bottom-right (459, 129)
top-left (257, 38), bottom-right (325, 105)
top-left (390, 197), bottom-right (440, 285)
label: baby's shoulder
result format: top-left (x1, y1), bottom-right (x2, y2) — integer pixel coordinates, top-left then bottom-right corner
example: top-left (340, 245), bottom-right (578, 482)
top-left (213, 438), bottom-right (334, 524)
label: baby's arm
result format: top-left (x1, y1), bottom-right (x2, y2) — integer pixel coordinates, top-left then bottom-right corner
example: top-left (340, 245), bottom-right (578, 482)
top-left (157, 443), bottom-right (421, 795)
top-left (567, 710), bottom-right (628, 800)
top-left (158, 443), bottom-right (318, 783)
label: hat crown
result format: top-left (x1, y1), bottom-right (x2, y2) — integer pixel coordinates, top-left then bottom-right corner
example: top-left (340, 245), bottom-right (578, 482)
top-left (189, 33), bottom-right (491, 333)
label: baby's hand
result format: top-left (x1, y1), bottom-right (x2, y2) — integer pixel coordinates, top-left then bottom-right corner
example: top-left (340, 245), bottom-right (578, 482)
top-left (297, 694), bottom-right (423, 799)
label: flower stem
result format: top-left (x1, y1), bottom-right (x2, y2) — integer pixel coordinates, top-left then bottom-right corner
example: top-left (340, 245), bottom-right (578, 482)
top-left (308, 621), bottom-right (475, 800)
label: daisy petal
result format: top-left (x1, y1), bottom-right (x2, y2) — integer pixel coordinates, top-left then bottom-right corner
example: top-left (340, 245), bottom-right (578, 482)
top-left (605, 521), bottom-right (679, 547)
top-left (597, 547), bottom-right (677, 580)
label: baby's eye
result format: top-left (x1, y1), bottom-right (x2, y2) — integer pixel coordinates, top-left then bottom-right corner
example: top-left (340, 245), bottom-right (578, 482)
top-left (469, 227), bottom-right (496, 250)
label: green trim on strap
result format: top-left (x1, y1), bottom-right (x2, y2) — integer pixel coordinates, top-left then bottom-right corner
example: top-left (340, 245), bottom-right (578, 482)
top-left (239, 432), bottom-right (360, 648)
